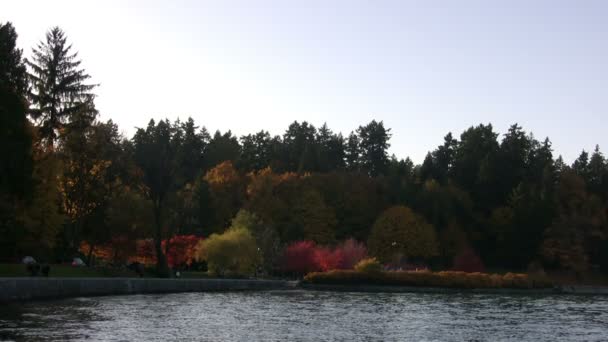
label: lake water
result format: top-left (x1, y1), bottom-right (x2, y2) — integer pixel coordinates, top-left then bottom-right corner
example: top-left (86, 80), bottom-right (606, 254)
top-left (1, 290), bottom-right (607, 341)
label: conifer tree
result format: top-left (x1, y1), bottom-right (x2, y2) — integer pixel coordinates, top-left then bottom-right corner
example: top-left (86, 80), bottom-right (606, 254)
top-left (26, 27), bottom-right (97, 147)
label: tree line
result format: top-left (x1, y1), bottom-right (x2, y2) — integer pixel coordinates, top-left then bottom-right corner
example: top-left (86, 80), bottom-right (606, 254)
top-left (1, 23), bottom-right (607, 277)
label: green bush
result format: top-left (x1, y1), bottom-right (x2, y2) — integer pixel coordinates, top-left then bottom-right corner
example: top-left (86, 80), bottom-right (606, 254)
top-left (303, 269), bottom-right (553, 289)
top-left (354, 257), bottom-right (382, 274)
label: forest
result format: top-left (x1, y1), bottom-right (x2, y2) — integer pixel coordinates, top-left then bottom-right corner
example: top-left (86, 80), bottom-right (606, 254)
top-left (1, 22), bottom-right (607, 278)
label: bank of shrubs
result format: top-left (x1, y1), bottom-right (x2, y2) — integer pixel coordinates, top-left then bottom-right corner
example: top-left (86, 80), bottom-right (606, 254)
top-left (304, 258), bottom-right (552, 289)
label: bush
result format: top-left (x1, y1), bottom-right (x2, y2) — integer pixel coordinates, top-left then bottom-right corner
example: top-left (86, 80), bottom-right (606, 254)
top-left (303, 269), bottom-right (553, 289)
top-left (195, 227), bottom-right (258, 277)
top-left (280, 241), bottom-right (320, 275)
top-left (336, 239), bottom-right (368, 269)
top-left (452, 247), bottom-right (485, 273)
top-left (354, 257), bottom-right (383, 274)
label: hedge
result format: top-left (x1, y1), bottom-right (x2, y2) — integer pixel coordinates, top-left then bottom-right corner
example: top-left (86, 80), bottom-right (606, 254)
top-left (303, 270), bottom-right (553, 289)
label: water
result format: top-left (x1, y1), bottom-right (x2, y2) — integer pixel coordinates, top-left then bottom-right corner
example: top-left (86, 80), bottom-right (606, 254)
top-left (1, 290), bottom-right (607, 341)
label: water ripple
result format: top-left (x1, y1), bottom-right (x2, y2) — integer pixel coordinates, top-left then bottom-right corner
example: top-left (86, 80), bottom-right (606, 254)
top-left (0, 291), bottom-right (607, 341)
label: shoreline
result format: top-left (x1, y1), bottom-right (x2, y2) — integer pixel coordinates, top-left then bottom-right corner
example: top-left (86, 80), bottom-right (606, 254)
top-left (300, 283), bottom-right (608, 295)
top-left (0, 278), bottom-right (295, 303)
top-left (2, 278), bottom-right (608, 303)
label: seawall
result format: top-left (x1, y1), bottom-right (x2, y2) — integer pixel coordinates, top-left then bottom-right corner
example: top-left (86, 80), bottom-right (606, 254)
top-left (0, 278), bottom-right (294, 303)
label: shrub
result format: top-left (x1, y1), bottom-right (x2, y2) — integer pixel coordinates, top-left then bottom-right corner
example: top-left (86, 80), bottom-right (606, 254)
top-left (314, 247), bottom-right (343, 272)
top-left (281, 241), bottom-right (320, 274)
top-left (336, 238), bottom-right (368, 269)
top-left (195, 227), bottom-right (258, 277)
top-left (303, 269), bottom-right (553, 289)
top-left (452, 247), bottom-right (485, 273)
top-left (354, 257), bottom-right (382, 274)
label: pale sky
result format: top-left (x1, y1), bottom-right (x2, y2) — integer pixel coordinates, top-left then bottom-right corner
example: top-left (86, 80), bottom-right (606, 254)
top-left (2, 0), bottom-right (607, 163)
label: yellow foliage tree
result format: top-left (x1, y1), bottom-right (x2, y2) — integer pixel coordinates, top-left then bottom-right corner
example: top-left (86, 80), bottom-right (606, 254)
top-left (368, 205), bottom-right (438, 263)
top-left (195, 226), bottom-right (259, 277)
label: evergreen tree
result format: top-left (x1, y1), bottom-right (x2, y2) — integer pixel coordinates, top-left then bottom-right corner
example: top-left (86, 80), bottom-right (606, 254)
top-left (357, 120), bottom-right (391, 176)
top-left (283, 121), bottom-right (318, 172)
top-left (132, 119), bottom-right (182, 276)
top-left (0, 22), bottom-right (34, 260)
top-left (345, 131), bottom-right (361, 172)
top-left (26, 27), bottom-right (96, 148)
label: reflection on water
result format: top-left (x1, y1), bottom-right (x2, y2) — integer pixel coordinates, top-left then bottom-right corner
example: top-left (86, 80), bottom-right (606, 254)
top-left (1, 290), bottom-right (607, 341)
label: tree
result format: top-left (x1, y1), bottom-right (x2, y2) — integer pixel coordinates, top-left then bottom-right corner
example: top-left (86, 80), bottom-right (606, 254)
top-left (541, 171), bottom-right (607, 274)
top-left (132, 119), bottom-right (182, 276)
top-left (345, 131), bottom-right (361, 172)
top-left (26, 27), bottom-right (96, 148)
top-left (420, 133), bottom-right (458, 184)
top-left (13, 150), bottom-right (64, 259)
top-left (204, 161), bottom-right (246, 232)
top-left (60, 120), bottom-right (123, 256)
top-left (231, 209), bottom-right (280, 273)
top-left (195, 226), bottom-right (258, 276)
top-left (283, 121), bottom-right (318, 172)
top-left (175, 118), bottom-right (208, 184)
top-left (0, 22), bottom-right (34, 260)
top-left (316, 123), bottom-right (346, 172)
top-left (368, 205), bottom-right (438, 263)
top-left (239, 130), bottom-right (274, 171)
top-left (204, 130), bottom-right (240, 170)
top-left (451, 123), bottom-right (500, 210)
top-left (292, 189), bottom-right (337, 244)
top-left (587, 145), bottom-right (608, 199)
top-left (357, 120), bottom-right (391, 176)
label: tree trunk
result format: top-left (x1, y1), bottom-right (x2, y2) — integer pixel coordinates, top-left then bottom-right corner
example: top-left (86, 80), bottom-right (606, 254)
top-left (86, 243), bottom-right (95, 266)
top-left (153, 202), bottom-right (169, 277)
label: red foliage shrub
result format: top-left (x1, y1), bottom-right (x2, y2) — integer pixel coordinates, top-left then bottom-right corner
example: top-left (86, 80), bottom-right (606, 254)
top-left (452, 247), bottom-right (485, 273)
top-left (314, 247), bottom-right (343, 271)
top-left (162, 235), bottom-right (204, 268)
top-left (282, 239), bottom-right (370, 274)
top-left (281, 241), bottom-right (320, 274)
top-left (335, 239), bottom-right (368, 269)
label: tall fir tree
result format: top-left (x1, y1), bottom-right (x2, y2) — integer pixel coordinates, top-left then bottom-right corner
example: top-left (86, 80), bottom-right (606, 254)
top-left (26, 27), bottom-right (97, 148)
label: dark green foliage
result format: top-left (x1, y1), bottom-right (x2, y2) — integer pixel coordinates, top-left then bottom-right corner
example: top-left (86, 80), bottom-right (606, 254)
top-left (356, 120), bottom-right (391, 176)
top-left (0, 22), bottom-right (34, 261)
top-left (26, 27), bottom-right (97, 147)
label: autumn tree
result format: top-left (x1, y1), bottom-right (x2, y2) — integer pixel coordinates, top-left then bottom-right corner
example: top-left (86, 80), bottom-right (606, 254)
top-left (204, 161), bottom-right (246, 232)
top-left (231, 209), bottom-right (280, 273)
top-left (195, 226), bottom-right (258, 276)
top-left (368, 205), bottom-right (438, 263)
top-left (292, 188), bottom-right (337, 244)
top-left (60, 120), bottom-right (125, 256)
top-left (541, 171), bottom-right (607, 274)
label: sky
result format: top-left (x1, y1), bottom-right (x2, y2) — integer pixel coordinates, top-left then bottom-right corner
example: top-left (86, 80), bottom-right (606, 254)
top-left (2, 0), bottom-right (607, 163)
